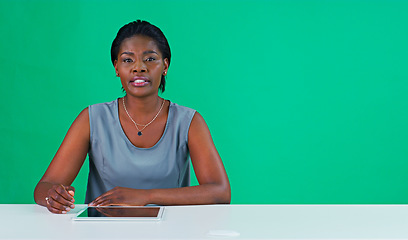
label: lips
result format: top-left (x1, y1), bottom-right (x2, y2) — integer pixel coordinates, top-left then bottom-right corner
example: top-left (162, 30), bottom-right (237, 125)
top-left (130, 76), bottom-right (150, 87)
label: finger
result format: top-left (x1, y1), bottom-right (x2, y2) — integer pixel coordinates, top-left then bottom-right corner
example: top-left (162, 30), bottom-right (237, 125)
top-left (90, 196), bottom-right (106, 206)
top-left (47, 205), bottom-right (67, 214)
top-left (56, 184), bottom-right (73, 201)
top-left (56, 185), bottom-right (75, 202)
top-left (64, 186), bottom-right (76, 207)
top-left (89, 195), bottom-right (103, 206)
top-left (90, 190), bottom-right (115, 206)
top-left (47, 202), bottom-right (68, 214)
top-left (48, 186), bottom-right (75, 209)
top-left (52, 192), bottom-right (75, 209)
top-left (52, 187), bottom-right (74, 210)
top-left (96, 198), bottom-right (114, 206)
top-left (48, 197), bottom-right (71, 212)
top-left (92, 194), bottom-right (116, 206)
top-left (65, 186), bottom-right (75, 198)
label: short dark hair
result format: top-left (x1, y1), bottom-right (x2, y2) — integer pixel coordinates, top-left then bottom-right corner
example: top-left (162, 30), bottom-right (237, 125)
top-left (111, 20), bottom-right (171, 92)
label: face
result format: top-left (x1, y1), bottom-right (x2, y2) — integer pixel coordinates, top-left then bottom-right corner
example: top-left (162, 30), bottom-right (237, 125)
top-left (114, 35), bottom-right (169, 97)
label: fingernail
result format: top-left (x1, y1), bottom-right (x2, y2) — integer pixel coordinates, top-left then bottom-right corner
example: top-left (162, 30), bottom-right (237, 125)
top-left (70, 205), bottom-right (75, 209)
top-left (65, 207), bottom-right (71, 211)
top-left (62, 211), bottom-right (67, 214)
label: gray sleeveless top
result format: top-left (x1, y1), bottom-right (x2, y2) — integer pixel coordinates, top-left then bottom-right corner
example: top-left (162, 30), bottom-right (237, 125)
top-left (85, 99), bottom-right (196, 203)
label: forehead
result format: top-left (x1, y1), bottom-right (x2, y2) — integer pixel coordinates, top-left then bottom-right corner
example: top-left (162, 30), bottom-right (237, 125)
top-left (119, 35), bottom-right (161, 55)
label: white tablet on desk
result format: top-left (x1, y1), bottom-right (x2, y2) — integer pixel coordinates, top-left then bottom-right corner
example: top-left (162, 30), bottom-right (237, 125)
top-left (73, 206), bottom-right (164, 221)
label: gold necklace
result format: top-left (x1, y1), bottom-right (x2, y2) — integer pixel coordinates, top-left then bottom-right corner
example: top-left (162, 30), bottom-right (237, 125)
top-left (122, 97), bottom-right (165, 136)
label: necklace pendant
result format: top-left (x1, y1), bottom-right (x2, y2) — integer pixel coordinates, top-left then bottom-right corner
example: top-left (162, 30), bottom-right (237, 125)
top-left (137, 131), bottom-right (142, 136)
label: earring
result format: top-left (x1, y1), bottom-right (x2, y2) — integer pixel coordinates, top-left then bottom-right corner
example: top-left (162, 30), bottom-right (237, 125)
top-left (116, 72), bottom-right (119, 77)
top-left (163, 71), bottom-right (167, 76)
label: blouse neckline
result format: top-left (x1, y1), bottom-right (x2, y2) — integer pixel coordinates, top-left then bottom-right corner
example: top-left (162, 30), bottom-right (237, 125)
top-left (114, 98), bottom-right (172, 150)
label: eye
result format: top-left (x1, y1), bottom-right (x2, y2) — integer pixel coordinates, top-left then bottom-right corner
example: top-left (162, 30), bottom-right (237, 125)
top-left (123, 58), bottom-right (133, 63)
top-left (145, 57), bottom-right (156, 62)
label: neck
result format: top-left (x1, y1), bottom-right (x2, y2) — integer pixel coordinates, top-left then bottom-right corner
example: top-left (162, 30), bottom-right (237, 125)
top-left (123, 94), bottom-right (163, 122)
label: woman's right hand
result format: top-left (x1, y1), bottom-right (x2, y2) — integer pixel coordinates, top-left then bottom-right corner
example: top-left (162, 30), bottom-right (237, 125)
top-left (45, 184), bottom-right (75, 214)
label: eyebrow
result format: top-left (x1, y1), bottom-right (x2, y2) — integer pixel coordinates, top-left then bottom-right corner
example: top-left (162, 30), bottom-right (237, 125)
top-left (120, 50), bottom-right (159, 56)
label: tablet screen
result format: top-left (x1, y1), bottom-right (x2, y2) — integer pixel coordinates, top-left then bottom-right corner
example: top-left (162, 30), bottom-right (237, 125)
top-left (74, 206), bottom-right (163, 221)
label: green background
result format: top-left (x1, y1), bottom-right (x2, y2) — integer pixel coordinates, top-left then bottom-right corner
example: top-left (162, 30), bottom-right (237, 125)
top-left (1, 0), bottom-right (407, 204)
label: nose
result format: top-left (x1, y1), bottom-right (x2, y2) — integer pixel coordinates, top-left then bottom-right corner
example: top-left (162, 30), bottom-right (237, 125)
top-left (132, 59), bottom-right (147, 73)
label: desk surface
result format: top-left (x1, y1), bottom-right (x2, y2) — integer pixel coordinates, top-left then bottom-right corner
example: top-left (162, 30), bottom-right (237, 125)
top-left (1, 204), bottom-right (408, 240)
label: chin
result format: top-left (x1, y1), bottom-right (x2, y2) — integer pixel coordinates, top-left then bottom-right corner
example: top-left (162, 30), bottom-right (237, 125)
top-left (127, 89), bottom-right (159, 98)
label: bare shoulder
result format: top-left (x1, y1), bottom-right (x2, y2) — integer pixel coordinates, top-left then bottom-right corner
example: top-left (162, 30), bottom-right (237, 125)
top-left (75, 107), bottom-right (89, 124)
top-left (61, 106), bottom-right (90, 149)
top-left (57, 106), bottom-right (90, 159)
top-left (68, 107), bottom-right (90, 133)
top-left (187, 111), bottom-right (217, 154)
top-left (190, 111), bottom-right (204, 125)
top-left (188, 111), bottom-right (212, 141)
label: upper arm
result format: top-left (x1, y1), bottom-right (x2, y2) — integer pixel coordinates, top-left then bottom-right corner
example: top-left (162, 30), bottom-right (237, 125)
top-left (39, 107), bottom-right (90, 186)
top-left (188, 112), bottom-right (230, 189)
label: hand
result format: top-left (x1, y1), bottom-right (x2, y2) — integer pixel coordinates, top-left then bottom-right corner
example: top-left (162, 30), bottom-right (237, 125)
top-left (89, 187), bottom-right (148, 207)
top-left (45, 184), bottom-right (75, 214)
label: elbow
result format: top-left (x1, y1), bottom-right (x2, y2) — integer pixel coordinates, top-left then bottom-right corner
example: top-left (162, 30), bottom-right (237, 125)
top-left (33, 183), bottom-right (42, 205)
top-left (222, 186), bottom-right (231, 204)
top-left (33, 186), bottom-right (39, 205)
top-left (217, 195), bottom-right (231, 204)
top-left (213, 183), bottom-right (231, 204)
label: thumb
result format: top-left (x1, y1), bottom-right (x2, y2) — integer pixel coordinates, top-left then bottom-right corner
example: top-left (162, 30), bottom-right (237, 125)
top-left (65, 186), bottom-right (75, 197)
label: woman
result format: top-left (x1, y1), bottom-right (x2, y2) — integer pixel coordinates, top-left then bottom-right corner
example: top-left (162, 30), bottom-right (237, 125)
top-left (34, 20), bottom-right (231, 214)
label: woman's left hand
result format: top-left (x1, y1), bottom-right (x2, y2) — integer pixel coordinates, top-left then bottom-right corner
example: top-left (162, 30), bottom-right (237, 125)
top-left (89, 187), bottom-right (149, 206)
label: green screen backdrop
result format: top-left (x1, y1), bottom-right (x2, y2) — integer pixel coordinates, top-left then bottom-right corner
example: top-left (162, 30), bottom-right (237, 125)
top-left (1, 0), bottom-right (407, 204)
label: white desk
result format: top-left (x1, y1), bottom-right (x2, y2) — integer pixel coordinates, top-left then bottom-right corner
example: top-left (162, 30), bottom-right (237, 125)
top-left (1, 204), bottom-right (408, 239)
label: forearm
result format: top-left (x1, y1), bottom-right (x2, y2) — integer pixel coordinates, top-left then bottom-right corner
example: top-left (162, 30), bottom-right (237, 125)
top-left (147, 183), bottom-right (231, 206)
top-left (34, 182), bottom-right (54, 207)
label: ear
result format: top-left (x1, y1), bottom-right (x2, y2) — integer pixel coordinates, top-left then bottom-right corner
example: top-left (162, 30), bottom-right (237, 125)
top-left (114, 60), bottom-right (119, 76)
top-left (163, 58), bottom-right (169, 76)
